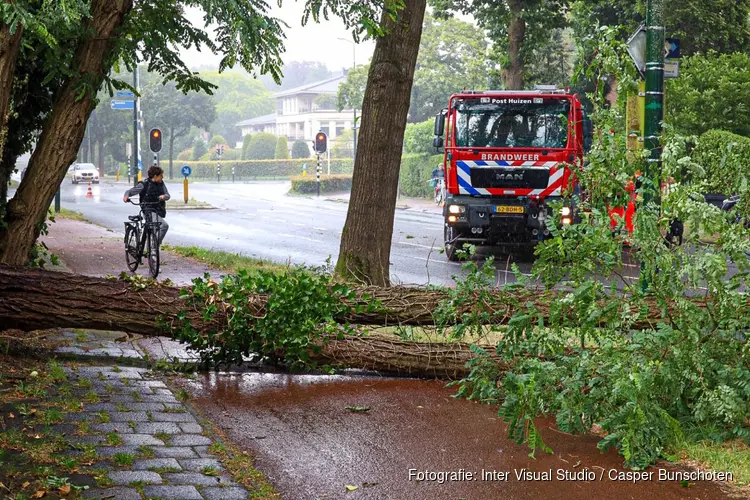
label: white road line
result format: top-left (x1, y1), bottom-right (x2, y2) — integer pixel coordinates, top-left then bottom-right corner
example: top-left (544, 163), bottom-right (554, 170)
top-left (398, 241), bottom-right (438, 250)
top-left (278, 233), bottom-right (323, 243)
top-left (314, 227), bottom-right (327, 231)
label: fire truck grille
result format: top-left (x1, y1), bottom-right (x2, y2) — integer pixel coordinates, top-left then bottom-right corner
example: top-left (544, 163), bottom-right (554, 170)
top-left (470, 168), bottom-right (550, 189)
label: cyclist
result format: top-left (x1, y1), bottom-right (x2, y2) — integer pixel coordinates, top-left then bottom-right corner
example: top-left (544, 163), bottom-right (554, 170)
top-left (429, 164), bottom-right (446, 204)
top-left (122, 165), bottom-right (170, 246)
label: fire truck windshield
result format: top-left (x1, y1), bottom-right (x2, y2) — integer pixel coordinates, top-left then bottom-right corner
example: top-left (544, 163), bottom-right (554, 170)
top-left (454, 98), bottom-right (570, 149)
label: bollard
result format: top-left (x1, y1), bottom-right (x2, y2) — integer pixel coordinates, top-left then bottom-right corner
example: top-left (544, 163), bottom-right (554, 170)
top-left (316, 154), bottom-right (321, 197)
top-left (232, 165), bottom-right (235, 183)
top-left (184, 177), bottom-right (189, 204)
top-left (217, 163), bottom-right (221, 182)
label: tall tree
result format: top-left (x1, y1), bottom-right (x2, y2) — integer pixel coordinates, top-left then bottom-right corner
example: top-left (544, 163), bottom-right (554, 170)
top-left (88, 95), bottom-right (130, 176)
top-left (432, 0), bottom-right (568, 90)
top-left (142, 81), bottom-right (216, 178)
top-left (1, 0), bottom-right (392, 265)
top-left (335, 0), bottom-right (427, 286)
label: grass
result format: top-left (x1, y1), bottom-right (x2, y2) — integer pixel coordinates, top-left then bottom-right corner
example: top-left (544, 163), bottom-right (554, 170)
top-left (53, 207), bottom-right (88, 222)
top-left (167, 197), bottom-right (214, 209)
top-left (137, 445), bottom-right (154, 458)
top-left (680, 440), bottom-right (750, 487)
top-left (95, 411), bottom-right (110, 424)
top-left (149, 465), bottom-right (182, 473)
top-left (106, 432), bottom-right (123, 446)
top-left (162, 244), bottom-right (288, 275)
top-left (201, 465), bottom-right (220, 476)
top-left (112, 452), bottom-right (134, 467)
top-left (154, 431), bottom-right (171, 444)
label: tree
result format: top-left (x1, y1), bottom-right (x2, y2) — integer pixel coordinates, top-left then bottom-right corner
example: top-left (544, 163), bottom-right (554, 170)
top-left (313, 93), bottom-right (337, 110)
top-left (1, 0), bottom-right (393, 264)
top-left (208, 135), bottom-right (227, 149)
top-left (241, 133), bottom-right (253, 159)
top-left (335, 0), bottom-right (427, 286)
top-left (337, 13), bottom-right (489, 122)
top-left (247, 132), bottom-right (276, 160)
top-left (332, 129), bottom-right (354, 158)
top-left (666, 52), bottom-right (750, 138)
top-left (88, 92), bottom-right (130, 176)
top-left (291, 139), bottom-right (310, 158)
top-left (259, 61), bottom-right (334, 91)
top-left (191, 139), bottom-right (207, 161)
top-left (141, 81), bottom-right (217, 178)
top-left (432, 0), bottom-right (568, 89)
top-left (402, 119), bottom-right (434, 155)
top-left (275, 136), bottom-right (289, 159)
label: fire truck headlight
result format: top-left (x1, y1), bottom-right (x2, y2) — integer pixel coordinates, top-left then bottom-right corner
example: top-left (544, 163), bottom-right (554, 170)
top-left (448, 205), bottom-right (465, 214)
top-left (448, 215), bottom-right (457, 223)
top-left (562, 217), bottom-right (572, 225)
top-left (560, 206), bottom-right (571, 216)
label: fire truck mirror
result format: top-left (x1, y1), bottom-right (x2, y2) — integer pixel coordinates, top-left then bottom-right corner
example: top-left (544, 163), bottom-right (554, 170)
top-left (434, 113), bottom-right (445, 137)
top-left (433, 137), bottom-right (443, 150)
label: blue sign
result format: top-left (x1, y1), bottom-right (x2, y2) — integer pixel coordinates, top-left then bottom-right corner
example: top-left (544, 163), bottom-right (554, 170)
top-left (137, 159), bottom-right (143, 171)
top-left (181, 165), bottom-right (192, 177)
top-left (115, 91), bottom-right (135, 99)
top-left (665, 38), bottom-right (680, 58)
top-left (111, 100), bottom-right (135, 110)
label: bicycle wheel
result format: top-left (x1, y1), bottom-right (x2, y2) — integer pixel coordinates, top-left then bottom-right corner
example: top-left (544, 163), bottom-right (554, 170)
top-left (146, 228), bottom-right (160, 279)
top-left (125, 226), bottom-right (140, 272)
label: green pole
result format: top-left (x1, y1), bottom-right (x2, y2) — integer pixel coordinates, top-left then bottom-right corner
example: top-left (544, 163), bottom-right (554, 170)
top-left (640, 0), bottom-right (664, 291)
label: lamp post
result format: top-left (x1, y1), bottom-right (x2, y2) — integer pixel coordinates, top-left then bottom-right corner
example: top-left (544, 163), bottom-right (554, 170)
top-left (337, 38), bottom-right (357, 161)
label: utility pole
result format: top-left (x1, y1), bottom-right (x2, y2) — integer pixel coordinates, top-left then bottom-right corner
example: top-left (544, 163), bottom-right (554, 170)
top-left (133, 66), bottom-right (141, 187)
top-left (641, 0), bottom-right (665, 289)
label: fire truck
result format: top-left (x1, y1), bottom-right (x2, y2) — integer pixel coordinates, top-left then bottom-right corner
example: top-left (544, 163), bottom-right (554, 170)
top-left (433, 86), bottom-right (593, 260)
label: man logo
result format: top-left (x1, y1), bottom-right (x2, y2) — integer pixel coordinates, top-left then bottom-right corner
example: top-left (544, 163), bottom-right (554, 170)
top-left (495, 172), bottom-right (524, 181)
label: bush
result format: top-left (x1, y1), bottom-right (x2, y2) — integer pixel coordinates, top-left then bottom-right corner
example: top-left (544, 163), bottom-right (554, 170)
top-left (691, 129), bottom-right (750, 194)
top-left (247, 133), bottom-right (277, 160)
top-left (275, 136), bottom-right (290, 159)
top-left (290, 174), bottom-right (352, 194)
top-left (200, 147), bottom-right (241, 161)
top-left (399, 153), bottom-right (444, 197)
top-left (291, 140), bottom-right (310, 159)
top-left (403, 119), bottom-right (436, 155)
top-left (241, 134), bottom-right (253, 160)
top-left (332, 129), bottom-right (354, 158)
top-left (177, 149), bottom-right (192, 161)
top-left (208, 135), bottom-right (228, 149)
top-left (178, 158), bottom-right (354, 179)
top-left (192, 140), bottom-right (207, 161)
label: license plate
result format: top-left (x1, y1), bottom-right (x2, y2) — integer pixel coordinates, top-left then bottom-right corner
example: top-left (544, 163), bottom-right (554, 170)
top-left (495, 205), bottom-right (524, 214)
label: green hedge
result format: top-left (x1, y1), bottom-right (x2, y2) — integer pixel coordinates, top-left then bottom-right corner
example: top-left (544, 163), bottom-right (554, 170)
top-left (290, 174), bottom-right (352, 194)
top-left (178, 158), bottom-right (354, 179)
top-left (691, 130), bottom-right (750, 193)
top-left (399, 153), bottom-right (444, 197)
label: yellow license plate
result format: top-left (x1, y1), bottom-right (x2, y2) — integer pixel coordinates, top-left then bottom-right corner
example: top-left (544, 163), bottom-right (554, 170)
top-left (495, 205), bottom-right (524, 214)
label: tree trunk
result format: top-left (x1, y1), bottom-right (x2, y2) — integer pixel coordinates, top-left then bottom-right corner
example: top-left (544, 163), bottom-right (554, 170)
top-left (0, 0), bottom-right (133, 265)
top-left (502, 0), bottom-right (525, 90)
top-left (0, 16), bottom-right (23, 162)
top-left (334, 0), bottom-right (427, 287)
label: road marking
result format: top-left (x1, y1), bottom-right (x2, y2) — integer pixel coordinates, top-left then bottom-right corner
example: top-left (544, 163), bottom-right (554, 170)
top-left (398, 241), bottom-right (437, 250)
top-left (278, 233), bottom-right (323, 243)
top-left (314, 227), bottom-right (327, 231)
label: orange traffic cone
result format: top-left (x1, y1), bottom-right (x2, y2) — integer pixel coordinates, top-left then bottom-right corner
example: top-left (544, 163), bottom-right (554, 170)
top-left (86, 181), bottom-right (93, 199)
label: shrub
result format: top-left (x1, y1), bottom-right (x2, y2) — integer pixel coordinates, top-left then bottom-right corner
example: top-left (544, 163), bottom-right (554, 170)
top-left (177, 149), bottom-right (192, 161)
top-left (247, 133), bottom-right (277, 160)
top-left (290, 174), bottom-right (352, 194)
top-left (241, 134), bottom-right (253, 160)
top-left (178, 158), bottom-right (354, 179)
top-left (403, 119), bottom-right (436, 155)
top-left (691, 129), bottom-right (750, 194)
top-left (192, 140), bottom-right (207, 161)
top-left (275, 136), bottom-right (290, 159)
top-left (398, 153), bottom-right (444, 197)
top-left (291, 140), bottom-right (310, 159)
top-left (208, 135), bottom-right (228, 149)
top-left (332, 129), bottom-right (354, 159)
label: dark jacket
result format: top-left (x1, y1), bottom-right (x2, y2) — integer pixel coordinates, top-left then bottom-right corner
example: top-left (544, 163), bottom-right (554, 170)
top-left (124, 179), bottom-right (170, 217)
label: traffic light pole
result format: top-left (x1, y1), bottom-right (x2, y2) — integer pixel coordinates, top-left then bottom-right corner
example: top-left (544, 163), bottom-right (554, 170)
top-left (640, 0), bottom-right (665, 291)
top-left (316, 153), bottom-right (321, 198)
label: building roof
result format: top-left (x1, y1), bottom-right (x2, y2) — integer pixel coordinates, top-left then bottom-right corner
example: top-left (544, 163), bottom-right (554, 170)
top-left (271, 74), bottom-right (346, 99)
top-left (236, 113), bottom-right (277, 127)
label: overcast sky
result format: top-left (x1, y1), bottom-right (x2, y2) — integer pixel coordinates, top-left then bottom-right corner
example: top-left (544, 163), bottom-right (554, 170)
top-left (181, 3), bottom-right (376, 74)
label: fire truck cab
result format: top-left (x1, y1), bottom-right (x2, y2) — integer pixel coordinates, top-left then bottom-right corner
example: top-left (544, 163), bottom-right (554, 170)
top-left (434, 87), bottom-right (591, 260)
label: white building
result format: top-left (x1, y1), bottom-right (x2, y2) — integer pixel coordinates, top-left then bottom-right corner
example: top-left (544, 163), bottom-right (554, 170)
top-left (235, 74), bottom-right (358, 154)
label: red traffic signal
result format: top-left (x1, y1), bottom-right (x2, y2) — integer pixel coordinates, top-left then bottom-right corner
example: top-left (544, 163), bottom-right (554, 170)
top-left (149, 128), bottom-right (162, 153)
top-left (314, 131), bottom-right (327, 154)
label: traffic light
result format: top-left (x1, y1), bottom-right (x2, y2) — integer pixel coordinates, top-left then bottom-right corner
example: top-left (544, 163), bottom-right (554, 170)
top-left (314, 131), bottom-right (327, 154)
top-left (149, 128), bottom-right (162, 153)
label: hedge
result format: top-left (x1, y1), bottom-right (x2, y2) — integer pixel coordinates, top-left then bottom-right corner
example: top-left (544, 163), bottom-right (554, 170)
top-left (399, 153), bottom-right (444, 198)
top-left (178, 158), bottom-right (354, 179)
top-left (290, 174), bottom-right (353, 194)
top-left (691, 130), bottom-right (750, 194)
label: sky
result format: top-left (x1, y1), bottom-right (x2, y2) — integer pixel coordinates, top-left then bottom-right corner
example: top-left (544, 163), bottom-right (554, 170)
top-left (181, 3), bottom-right (377, 74)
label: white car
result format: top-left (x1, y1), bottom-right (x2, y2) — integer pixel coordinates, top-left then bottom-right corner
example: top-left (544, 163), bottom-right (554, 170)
top-left (70, 163), bottom-right (99, 184)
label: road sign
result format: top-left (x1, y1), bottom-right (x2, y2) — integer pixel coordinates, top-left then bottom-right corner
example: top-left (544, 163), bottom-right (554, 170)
top-left (181, 165), bottom-right (192, 177)
top-left (111, 100), bottom-right (134, 110)
top-left (665, 38), bottom-right (680, 58)
top-left (115, 91), bottom-right (135, 99)
top-left (626, 25), bottom-right (647, 76)
top-left (664, 60), bottom-right (680, 78)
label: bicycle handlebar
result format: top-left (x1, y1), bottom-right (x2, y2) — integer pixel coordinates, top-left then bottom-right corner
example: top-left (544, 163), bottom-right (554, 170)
top-left (127, 199), bottom-right (161, 206)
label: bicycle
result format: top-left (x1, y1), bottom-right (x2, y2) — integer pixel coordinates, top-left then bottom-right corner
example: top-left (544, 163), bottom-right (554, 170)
top-left (124, 200), bottom-right (162, 278)
top-left (429, 178), bottom-right (446, 205)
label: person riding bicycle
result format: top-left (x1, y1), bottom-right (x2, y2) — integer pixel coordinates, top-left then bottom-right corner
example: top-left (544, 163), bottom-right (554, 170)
top-left (430, 164), bottom-right (446, 203)
top-left (122, 165), bottom-right (170, 246)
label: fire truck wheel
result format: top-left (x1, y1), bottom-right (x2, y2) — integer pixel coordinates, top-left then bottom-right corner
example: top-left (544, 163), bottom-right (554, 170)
top-left (444, 225), bottom-right (460, 262)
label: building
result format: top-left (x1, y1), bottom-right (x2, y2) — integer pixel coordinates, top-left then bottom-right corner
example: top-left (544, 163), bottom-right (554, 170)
top-left (235, 73), bottom-right (358, 154)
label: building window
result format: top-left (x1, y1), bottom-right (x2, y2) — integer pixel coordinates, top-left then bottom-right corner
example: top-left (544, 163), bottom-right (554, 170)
top-left (336, 125), bottom-right (345, 137)
top-left (319, 125), bottom-right (329, 137)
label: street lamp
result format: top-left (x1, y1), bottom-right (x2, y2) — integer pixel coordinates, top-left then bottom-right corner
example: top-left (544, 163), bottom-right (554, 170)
top-left (337, 37), bottom-right (357, 160)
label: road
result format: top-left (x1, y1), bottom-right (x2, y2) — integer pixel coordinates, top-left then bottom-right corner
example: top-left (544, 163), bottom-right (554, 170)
top-left (35, 178), bottom-right (547, 286)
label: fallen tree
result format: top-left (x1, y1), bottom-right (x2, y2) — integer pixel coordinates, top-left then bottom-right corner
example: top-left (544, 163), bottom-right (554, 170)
top-left (0, 265), bottom-right (738, 378)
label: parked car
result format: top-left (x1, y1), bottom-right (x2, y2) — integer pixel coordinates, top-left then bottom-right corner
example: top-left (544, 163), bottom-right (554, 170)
top-left (70, 163), bottom-right (99, 184)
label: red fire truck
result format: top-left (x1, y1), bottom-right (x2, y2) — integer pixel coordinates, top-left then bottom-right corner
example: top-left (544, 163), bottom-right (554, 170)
top-left (433, 87), bottom-right (593, 260)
